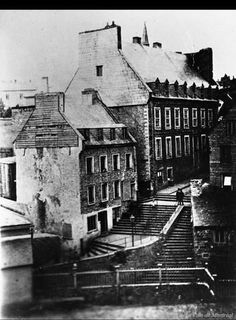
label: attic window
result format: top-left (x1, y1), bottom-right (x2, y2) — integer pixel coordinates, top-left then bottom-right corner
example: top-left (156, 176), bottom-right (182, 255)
top-left (96, 65), bottom-right (103, 77)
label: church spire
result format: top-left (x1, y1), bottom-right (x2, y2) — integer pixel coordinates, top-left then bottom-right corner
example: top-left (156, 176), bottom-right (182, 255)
top-left (142, 22), bottom-right (149, 46)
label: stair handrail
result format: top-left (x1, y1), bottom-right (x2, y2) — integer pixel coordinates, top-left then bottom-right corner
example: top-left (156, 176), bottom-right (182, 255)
top-left (160, 205), bottom-right (184, 239)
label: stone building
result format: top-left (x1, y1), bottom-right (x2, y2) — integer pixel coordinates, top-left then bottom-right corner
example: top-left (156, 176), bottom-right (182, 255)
top-left (209, 75), bottom-right (236, 190)
top-left (191, 179), bottom-right (236, 279)
top-left (14, 91), bottom-right (137, 254)
top-left (65, 22), bottom-right (219, 197)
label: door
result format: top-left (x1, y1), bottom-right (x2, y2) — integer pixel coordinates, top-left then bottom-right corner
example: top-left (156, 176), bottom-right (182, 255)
top-left (167, 167), bottom-right (173, 182)
top-left (98, 211), bottom-right (108, 234)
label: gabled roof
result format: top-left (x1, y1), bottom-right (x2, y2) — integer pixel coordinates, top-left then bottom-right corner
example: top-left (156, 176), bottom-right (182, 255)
top-left (122, 42), bottom-right (209, 86)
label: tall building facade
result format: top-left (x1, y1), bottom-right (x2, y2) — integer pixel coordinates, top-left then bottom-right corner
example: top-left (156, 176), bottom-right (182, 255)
top-left (65, 22), bottom-right (219, 197)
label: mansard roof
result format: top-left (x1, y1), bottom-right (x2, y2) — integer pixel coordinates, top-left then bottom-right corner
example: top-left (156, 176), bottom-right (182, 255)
top-left (122, 42), bottom-right (209, 86)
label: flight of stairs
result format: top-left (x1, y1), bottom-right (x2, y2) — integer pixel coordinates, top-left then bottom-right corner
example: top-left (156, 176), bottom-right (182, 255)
top-left (110, 204), bottom-right (176, 236)
top-left (155, 206), bottom-right (195, 282)
top-left (139, 193), bottom-right (191, 204)
top-left (82, 240), bottom-right (124, 258)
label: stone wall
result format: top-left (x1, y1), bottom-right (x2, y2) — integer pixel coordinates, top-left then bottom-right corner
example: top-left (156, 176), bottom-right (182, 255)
top-left (15, 146), bottom-right (86, 253)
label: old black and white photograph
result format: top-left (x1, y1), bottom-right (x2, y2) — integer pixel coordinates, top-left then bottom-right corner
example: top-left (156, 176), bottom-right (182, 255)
top-left (1, 9), bottom-right (236, 319)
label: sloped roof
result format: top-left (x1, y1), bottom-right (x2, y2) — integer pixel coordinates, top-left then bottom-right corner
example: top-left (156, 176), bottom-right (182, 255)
top-left (0, 206), bottom-right (32, 228)
top-left (65, 88), bottom-right (119, 128)
top-left (122, 42), bottom-right (209, 86)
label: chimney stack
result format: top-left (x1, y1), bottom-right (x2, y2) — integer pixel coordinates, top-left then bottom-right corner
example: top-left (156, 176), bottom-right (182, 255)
top-left (153, 42), bottom-right (162, 48)
top-left (133, 36), bottom-right (141, 44)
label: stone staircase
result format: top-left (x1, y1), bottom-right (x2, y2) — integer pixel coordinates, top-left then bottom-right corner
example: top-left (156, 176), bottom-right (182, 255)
top-left (110, 204), bottom-right (176, 236)
top-left (156, 206), bottom-right (195, 269)
top-left (82, 240), bottom-right (124, 258)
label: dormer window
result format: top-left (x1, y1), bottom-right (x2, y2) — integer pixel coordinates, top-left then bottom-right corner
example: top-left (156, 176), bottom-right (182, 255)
top-left (122, 127), bottom-right (128, 139)
top-left (97, 128), bottom-right (103, 141)
top-left (110, 128), bottom-right (116, 140)
top-left (96, 65), bottom-right (103, 77)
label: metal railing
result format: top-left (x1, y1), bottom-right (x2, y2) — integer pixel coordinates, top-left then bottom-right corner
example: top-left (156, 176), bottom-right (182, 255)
top-left (34, 266), bottom-right (215, 293)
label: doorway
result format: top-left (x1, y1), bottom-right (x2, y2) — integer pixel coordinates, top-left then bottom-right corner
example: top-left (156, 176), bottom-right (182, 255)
top-left (98, 210), bottom-right (108, 234)
top-left (167, 167), bottom-right (173, 184)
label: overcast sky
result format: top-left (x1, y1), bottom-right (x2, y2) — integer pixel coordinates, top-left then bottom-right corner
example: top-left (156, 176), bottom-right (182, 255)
top-left (1, 10), bottom-right (236, 91)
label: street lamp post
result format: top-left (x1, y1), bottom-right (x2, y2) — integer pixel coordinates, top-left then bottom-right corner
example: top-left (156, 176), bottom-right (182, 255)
top-left (130, 214), bottom-right (135, 247)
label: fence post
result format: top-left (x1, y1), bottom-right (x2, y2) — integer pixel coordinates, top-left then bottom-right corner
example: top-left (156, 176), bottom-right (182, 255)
top-left (114, 265), bottom-right (120, 303)
top-left (72, 263), bottom-right (78, 290)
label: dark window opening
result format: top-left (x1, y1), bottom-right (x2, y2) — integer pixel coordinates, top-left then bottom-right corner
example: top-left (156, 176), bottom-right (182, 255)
top-left (87, 215), bottom-right (96, 232)
top-left (220, 146), bottom-right (232, 163)
top-left (96, 65), bottom-right (103, 77)
top-left (86, 157), bottom-right (93, 174)
top-left (113, 154), bottom-right (119, 171)
top-left (126, 154), bottom-right (132, 170)
top-left (110, 128), bottom-right (116, 140)
top-left (130, 182), bottom-right (136, 200)
top-left (101, 182), bottom-right (108, 201)
top-left (97, 128), bottom-right (104, 141)
top-left (100, 156), bottom-right (107, 172)
top-left (114, 180), bottom-right (120, 198)
top-left (122, 127), bottom-right (128, 139)
top-left (88, 185), bottom-right (95, 204)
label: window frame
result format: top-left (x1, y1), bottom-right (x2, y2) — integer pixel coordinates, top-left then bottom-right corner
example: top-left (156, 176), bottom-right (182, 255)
top-left (192, 108), bottom-right (198, 127)
top-left (214, 230), bottom-right (226, 244)
top-left (208, 109), bottom-right (213, 127)
top-left (85, 156), bottom-right (94, 174)
top-left (87, 185), bottom-right (95, 205)
top-left (175, 136), bottom-right (182, 158)
top-left (113, 180), bottom-right (121, 199)
top-left (184, 135), bottom-right (190, 156)
top-left (112, 154), bottom-right (120, 171)
top-left (100, 155), bottom-right (108, 173)
top-left (174, 107), bottom-right (180, 129)
top-left (200, 108), bottom-right (206, 128)
top-left (101, 182), bottom-right (109, 202)
top-left (154, 107), bottom-right (161, 130)
top-left (183, 108), bottom-right (189, 129)
top-left (125, 153), bottom-right (133, 170)
top-left (155, 137), bottom-right (162, 160)
top-left (165, 136), bottom-right (172, 159)
top-left (87, 215), bottom-right (97, 232)
top-left (165, 107), bottom-right (172, 130)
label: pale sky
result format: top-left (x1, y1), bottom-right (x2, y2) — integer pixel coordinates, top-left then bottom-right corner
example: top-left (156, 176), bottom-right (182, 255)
top-left (1, 10), bottom-right (236, 91)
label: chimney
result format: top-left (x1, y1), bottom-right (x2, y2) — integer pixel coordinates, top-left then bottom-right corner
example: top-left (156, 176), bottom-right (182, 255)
top-left (153, 42), bottom-right (162, 48)
top-left (133, 37), bottom-right (141, 44)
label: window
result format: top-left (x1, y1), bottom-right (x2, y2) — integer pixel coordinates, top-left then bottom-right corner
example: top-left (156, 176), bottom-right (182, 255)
top-left (122, 127), bottom-right (128, 139)
top-left (101, 182), bottom-right (108, 201)
top-left (112, 154), bottom-right (120, 171)
top-left (96, 65), bottom-right (103, 76)
top-left (208, 109), bottom-right (213, 127)
top-left (220, 146), bottom-right (231, 163)
top-left (87, 185), bottom-right (95, 204)
top-left (154, 107), bottom-right (161, 130)
top-left (165, 108), bottom-right (171, 129)
top-left (97, 128), bottom-right (104, 141)
top-left (165, 137), bottom-right (172, 158)
top-left (175, 136), bottom-right (182, 157)
top-left (183, 108), bottom-right (189, 129)
top-left (201, 134), bottom-right (207, 151)
top-left (200, 108), bottom-right (206, 127)
top-left (184, 135), bottom-right (190, 156)
top-left (87, 215), bottom-right (97, 232)
top-left (155, 137), bottom-right (162, 160)
top-left (86, 157), bottom-right (94, 174)
top-left (157, 171), bottom-right (163, 184)
top-left (125, 153), bottom-right (132, 170)
top-left (83, 129), bottom-right (90, 141)
top-left (113, 180), bottom-right (121, 199)
top-left (226, 121), bottom-right (236, 136)
top-left (192, 108), bottom-right (198, 127)
top-left (130, 182), bottom-right (136, 200)
top-left (174, 108), bottom-right (180, 129)
top-left (110, 128), bottom-right (116, 140)
top-left (214, 230), bottom-right (226, 244)
top-left (100, 155), bottom-right (107, 172)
